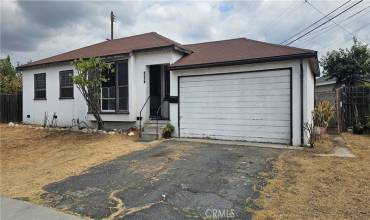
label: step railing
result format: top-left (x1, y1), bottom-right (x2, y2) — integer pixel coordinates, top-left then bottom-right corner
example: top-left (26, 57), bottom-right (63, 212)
top-left (138, 95), bottom-right (151, 138)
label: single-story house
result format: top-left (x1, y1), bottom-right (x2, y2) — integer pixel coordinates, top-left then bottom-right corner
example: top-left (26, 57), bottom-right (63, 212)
top-left (18, 32), bottom-right (318, 146)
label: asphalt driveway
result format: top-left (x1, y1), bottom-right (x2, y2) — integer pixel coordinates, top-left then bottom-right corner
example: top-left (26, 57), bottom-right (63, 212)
top-left (41, 140), bottom-right (285, 219)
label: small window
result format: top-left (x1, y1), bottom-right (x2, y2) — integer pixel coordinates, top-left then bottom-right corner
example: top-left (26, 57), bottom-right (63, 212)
top-left (34, 73), bottom-right (46, 99)
top-left (59, 70), bottom-right (74, 99)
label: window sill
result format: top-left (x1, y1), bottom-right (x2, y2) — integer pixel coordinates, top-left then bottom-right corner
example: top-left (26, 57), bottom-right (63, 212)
top-left (59, 97), bottom-right (74, 100)
top-left (34, 98), bottom-right (46, 100)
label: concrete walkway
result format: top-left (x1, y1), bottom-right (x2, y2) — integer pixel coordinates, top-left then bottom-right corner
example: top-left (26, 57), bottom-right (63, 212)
top-left (316, 136), bottom-right (355, 158)
top-left (0, 197), bottom-right (81, 220)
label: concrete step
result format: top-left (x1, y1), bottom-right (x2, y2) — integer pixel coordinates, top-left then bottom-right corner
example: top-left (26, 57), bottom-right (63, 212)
top-left (145, 120), bottom-right (170, 125)
top-left (143, 126), bottom-right (165, 133)
top-left (140, 132), bottom-right (160, 142)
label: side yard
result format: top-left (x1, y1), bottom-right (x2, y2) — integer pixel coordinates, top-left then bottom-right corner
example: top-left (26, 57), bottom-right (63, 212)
top-left (0, 124), bottom-right (149, 203)
top-left (254, 133), bottom-right (370, 219)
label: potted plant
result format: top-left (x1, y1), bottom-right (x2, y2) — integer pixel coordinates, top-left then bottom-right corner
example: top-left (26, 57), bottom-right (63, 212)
top-left (162, 123), bottom-right (175, 139)
top-left (313, 101), bottom-right (335, 138)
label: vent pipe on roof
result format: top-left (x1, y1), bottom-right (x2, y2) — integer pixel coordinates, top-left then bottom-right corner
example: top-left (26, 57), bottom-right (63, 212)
top-left (110, 11), bottom-right (116, 40)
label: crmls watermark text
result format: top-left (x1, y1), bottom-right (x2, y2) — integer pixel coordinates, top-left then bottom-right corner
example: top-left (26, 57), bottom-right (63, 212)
top-left (205, 208), bottom-right (235, 219)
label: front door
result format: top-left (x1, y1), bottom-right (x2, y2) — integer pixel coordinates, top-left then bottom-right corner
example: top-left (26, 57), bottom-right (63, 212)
top-left (150, 65), bottom-right (162, 118)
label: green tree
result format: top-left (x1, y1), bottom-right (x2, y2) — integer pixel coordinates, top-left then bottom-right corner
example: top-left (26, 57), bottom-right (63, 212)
top-left (73, 57), bottom-right (109, 129)
top-left (320, 39), bottom-right (370, 87)
top-left (0, 55), bottom-right (22, 94)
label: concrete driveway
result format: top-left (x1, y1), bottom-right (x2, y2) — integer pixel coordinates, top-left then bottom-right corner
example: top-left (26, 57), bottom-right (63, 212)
top-left (41, 140), bottom-right (285, 220)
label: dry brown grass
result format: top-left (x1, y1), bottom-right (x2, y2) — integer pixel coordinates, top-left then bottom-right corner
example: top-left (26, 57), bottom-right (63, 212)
top-left (254, 133), bottom-right (370, 220)
top-left (0, 124), bottom-right (150, 203)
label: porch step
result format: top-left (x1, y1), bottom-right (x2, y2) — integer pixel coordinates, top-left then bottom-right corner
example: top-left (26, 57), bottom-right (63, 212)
top-left (145, 120), bottom-right (170, 125)
top-left (141, 132), bottom-right (160, 142)
top-left (140, 120), bottom-right (169, 141)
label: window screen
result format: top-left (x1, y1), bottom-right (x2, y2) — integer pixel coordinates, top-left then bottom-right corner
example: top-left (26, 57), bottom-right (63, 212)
top-left (101, 63), bottom-right (116, 111)
top-left (59, 70), bottom-right (74, 98)
top-left (34, 73), bottom-right (46, 99)
top-left (117, 60), bottom-right (129, 111)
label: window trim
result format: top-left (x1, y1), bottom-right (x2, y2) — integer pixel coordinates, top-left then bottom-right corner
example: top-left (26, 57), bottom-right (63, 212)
top-left (100, 59), bottom-right (129, 113)
top-left (34, 73), bottom-right (46, 100)
top-left (59, 70), bottom-right (74, 99)
top-left (101, 86), bottom-right (116, 113)
top-left (116, 60), bottom-right (129, 113)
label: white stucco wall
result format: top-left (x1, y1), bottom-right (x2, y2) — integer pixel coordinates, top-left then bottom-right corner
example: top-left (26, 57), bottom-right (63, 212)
top-left (170, 59), bottom-right (315, 146)
top-left (21, 49), bottom-right (315, 146)
top-left (22, 48), bottom-right (183, 128)
top-left (22, 63), bottom-right (89, 127)
top-left (129, 48), bottom-right (183, 125)
top-left (303, 60), bottom-right (316, 145)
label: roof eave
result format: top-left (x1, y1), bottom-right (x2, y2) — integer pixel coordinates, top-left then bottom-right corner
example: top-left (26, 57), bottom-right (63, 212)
top-left (169, 52), bottom-right (317, 71)
top-left (18, 44), bottom-right (192, 71)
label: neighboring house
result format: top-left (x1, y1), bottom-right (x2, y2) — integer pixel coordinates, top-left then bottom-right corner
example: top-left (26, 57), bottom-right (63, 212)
top-left (18, 32), bottom-right (318, 146)
top-left (315, 77), bottom-right (337, 104)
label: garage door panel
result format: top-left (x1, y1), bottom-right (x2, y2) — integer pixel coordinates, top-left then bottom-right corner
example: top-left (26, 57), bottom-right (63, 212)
top-left (181, 123), bottom-right (289, 133)
top-left (180, 70), bottom-right (289, 83)
top-left (181, 118), bottom-right (290, 127)
top-left (181, 128), bottom-right (289, 140)
top-left (181, 132), bottom-right (289, 144)
top-left (180, 79), bottom-right (289, 89)
top-left (181, 112), bottom-right (291, 121)
top-left (181, 107), bottom-right (290, 115)
top-left (181, 101), bottom-right (290, 108)
top-left (180, 89), bottom-right (290, 98)
top-left (181, 96), bottom-right (290, 103)
top-left (179, 69), bottom-right (291, 144)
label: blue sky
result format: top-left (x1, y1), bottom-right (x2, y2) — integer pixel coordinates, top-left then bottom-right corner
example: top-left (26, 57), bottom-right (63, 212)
top-left (1, 0), bottom-right (369, 66)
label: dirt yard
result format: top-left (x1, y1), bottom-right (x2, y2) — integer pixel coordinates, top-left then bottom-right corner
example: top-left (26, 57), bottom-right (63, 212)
top-left (0, 124), bottom-right (150, 203)
top-left (254, 133), bottom-right (370, 220)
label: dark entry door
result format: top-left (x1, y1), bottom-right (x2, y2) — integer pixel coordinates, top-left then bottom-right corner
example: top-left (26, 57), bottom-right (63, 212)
top-left (150, 65), bottom-right (161, 118)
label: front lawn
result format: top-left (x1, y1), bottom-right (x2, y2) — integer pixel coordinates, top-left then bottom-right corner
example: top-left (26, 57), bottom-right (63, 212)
top-left (0, 124), bottom-right (149, 203)
top-left (254, 133), bottom-right (370, 219)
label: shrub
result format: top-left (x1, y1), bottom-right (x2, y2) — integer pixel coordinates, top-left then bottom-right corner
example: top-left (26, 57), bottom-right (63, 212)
top-left (313, 101), bottom-right (335, 127)
top-left (162, 123), bottom-right (175, 139)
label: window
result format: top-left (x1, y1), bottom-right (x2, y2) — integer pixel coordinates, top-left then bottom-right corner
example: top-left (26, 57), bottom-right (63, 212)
top-left (34, 73), bottom-right (46, 99)
top-left (117, 61), bottom-right (129, 111)
top-left (101, 60), bottom-right (129, 112)
top-left (59, 70), bottom-right (74, 99)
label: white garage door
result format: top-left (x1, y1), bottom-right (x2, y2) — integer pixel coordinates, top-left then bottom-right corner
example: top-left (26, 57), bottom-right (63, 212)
top-left (179, 69), bottom-right (292, 144)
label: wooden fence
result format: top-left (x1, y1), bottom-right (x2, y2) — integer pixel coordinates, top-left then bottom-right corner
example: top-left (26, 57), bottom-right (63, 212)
top-left (0, 92), bottom-right (22, 123)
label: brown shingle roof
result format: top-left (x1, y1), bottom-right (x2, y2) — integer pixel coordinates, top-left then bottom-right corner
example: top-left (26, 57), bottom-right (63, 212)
top-left (18, 32), bottom-right (187, 69)
top-left (18, 33), bottom-right (317, 70)
top-left (170, 38), bottom-right (316, 70)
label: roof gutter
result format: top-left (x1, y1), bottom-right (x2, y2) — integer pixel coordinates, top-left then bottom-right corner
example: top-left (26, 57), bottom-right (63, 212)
top-left (169, 52), bottom-right (317, 70)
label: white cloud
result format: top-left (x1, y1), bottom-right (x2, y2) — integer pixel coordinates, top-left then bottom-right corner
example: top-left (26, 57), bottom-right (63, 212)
top-left (1, 0), bottom-right (369, 66)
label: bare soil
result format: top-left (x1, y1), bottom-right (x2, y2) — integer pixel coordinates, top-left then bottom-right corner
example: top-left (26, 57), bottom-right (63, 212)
top-left (254, 133), bottom-right (370, 220)
top-left (0, 124), bottom-right (149, 203)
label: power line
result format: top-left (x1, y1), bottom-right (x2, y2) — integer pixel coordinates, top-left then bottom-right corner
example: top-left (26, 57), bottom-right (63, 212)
top-left (298, 5), bottom-right (370, 46)
top-left (266, 1), bottom-right (306, 35)
top-left (305, 0), bottom-right (366, 43)
top-left (280, 0), bottom-right (352, 44)
top-left (309, 18), bottom-right (369, 52)
top-left (285, 0), bottom-right (364, 45)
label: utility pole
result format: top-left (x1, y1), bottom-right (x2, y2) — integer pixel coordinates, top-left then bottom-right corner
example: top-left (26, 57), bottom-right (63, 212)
top-left (110, 11), bottom-right (115, 40)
